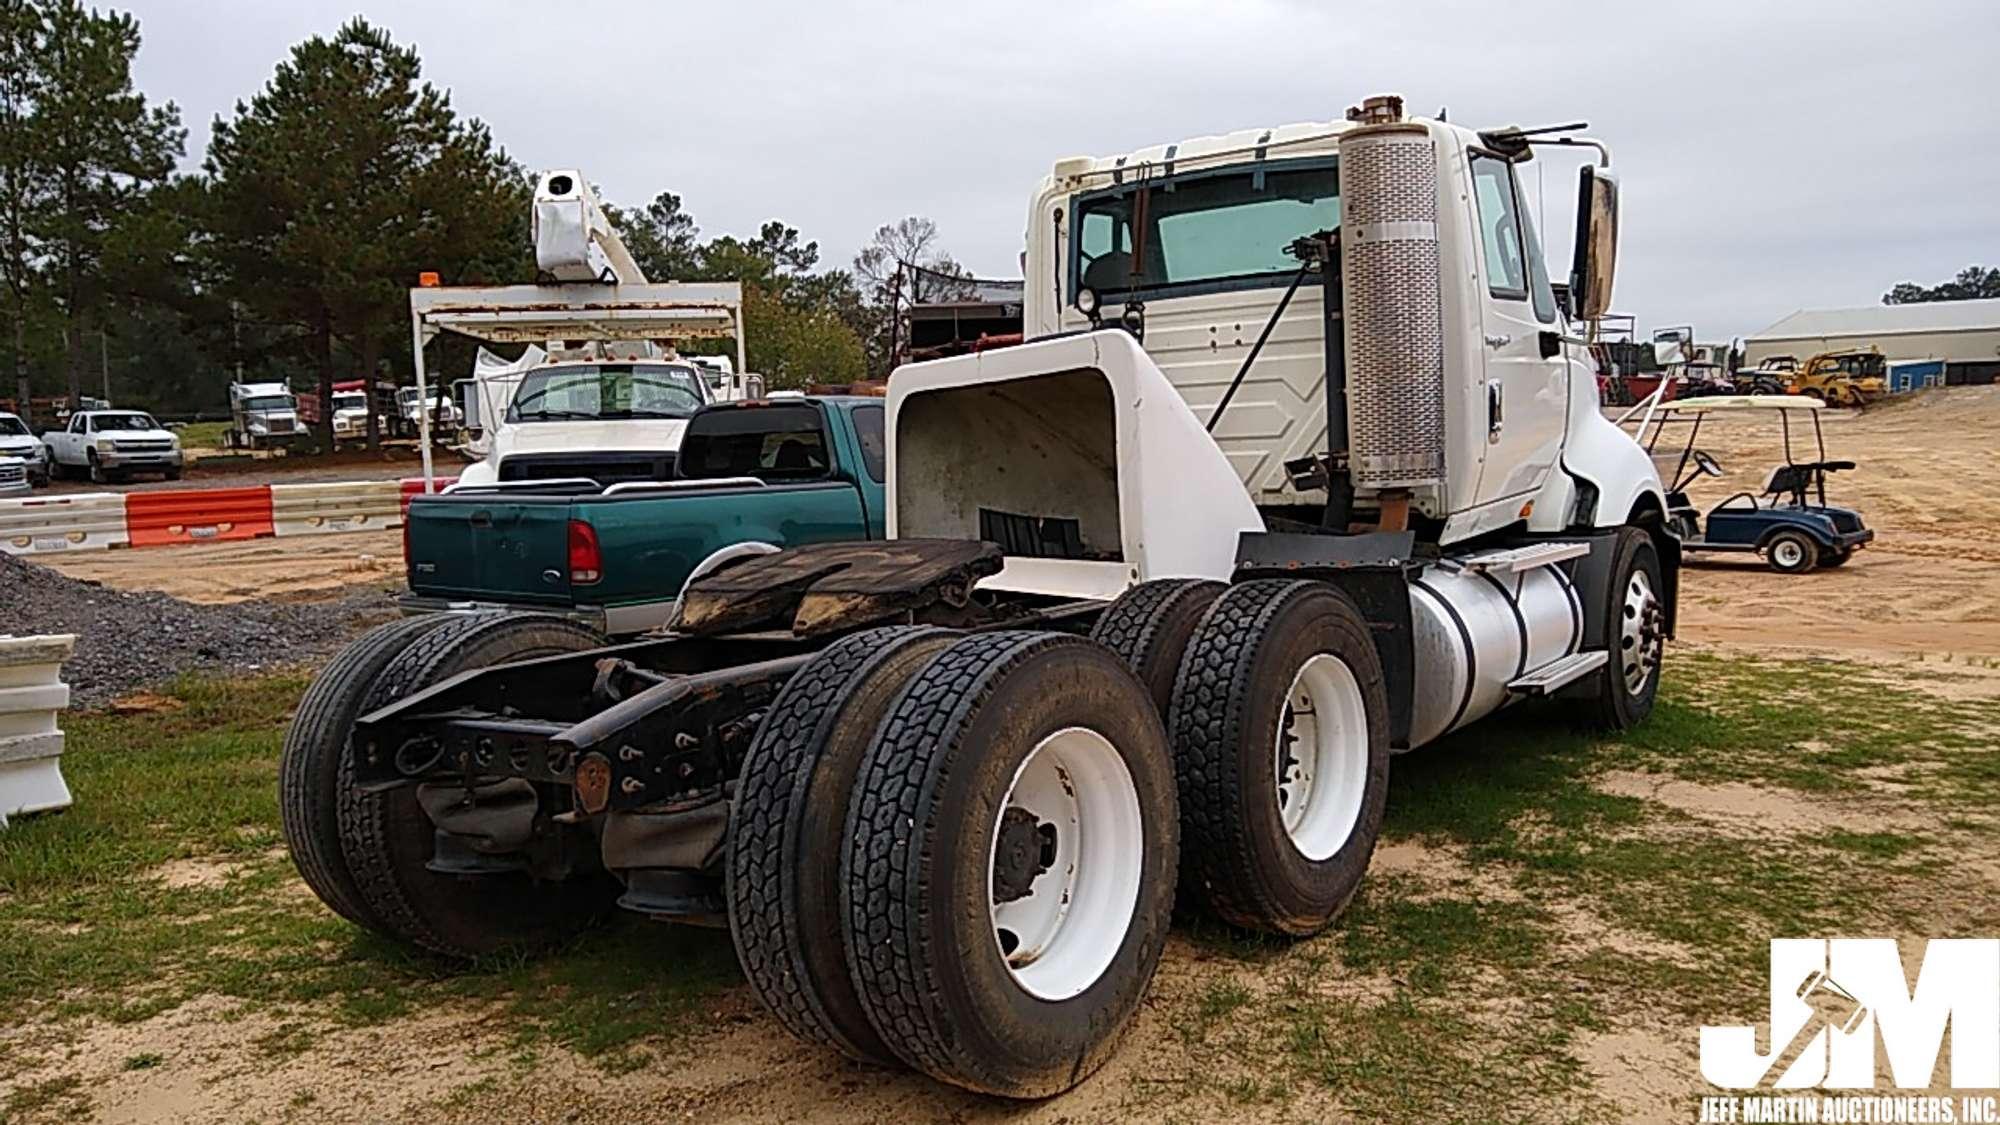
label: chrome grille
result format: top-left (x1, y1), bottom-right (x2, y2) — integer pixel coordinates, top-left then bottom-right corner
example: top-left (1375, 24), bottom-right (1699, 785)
top-left (1340, 127), bottom-right (1446, 490)
top-left (0, 461), bottom-right (25, 485)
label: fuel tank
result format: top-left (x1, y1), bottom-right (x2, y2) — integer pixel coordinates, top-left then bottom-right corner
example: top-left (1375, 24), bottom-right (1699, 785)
top-left (1405, 561), bottom-right (1583, 749)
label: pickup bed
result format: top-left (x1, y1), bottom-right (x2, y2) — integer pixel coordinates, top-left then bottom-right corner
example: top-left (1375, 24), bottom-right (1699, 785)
top-left (400, 396), bottom-right (886, 633)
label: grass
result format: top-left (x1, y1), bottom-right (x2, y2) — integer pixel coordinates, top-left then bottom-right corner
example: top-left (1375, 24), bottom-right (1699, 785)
top-left (2, 653), bottom-right (1994, 1122)
top-left (0, 673), bottom-right (742, 1091)
top-left (173, 420), bottom-right (232, 450)
top-left (1160, 653), bottom-right (1999, 1120)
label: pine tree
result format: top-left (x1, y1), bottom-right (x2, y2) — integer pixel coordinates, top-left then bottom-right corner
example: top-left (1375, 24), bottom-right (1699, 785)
top-left (30, 0), bottom-right (182, 408)
top-left (203, 17), bottom-right (528, 452)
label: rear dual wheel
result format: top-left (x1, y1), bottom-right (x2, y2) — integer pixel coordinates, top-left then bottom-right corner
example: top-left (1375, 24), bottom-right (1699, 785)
top-left (281, 612), bottom-right (615, 959)
top-left (730, 630), bottom-right (1178, 1098)
top-left (842, 632), bottom-right (1177, 1098)
top-left (1168, 581), bottom-right (1390, 935)
top-left (727, 626), bottom-right (958, 1065)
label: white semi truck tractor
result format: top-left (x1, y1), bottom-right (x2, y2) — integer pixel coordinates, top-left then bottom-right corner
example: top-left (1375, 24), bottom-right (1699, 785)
top-left (280, 95), bottom-right (1673, 1100)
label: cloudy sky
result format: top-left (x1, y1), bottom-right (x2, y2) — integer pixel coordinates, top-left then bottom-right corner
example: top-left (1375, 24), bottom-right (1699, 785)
top-left (122, 0), bottom-right (1996, 339)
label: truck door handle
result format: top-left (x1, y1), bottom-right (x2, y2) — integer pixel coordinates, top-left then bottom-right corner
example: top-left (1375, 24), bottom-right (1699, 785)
top-left (1484, 333), bottom-right (1512, 349)
top-left (469, 510), bottom-right (492, 528)
top-left (1486, 379), bottom-right (1504, 441)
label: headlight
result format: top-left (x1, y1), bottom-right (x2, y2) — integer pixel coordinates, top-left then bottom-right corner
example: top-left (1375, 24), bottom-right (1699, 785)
top-left (95, 437), bottom-right (115, 452)
top-left (1075, 287), bottom-right (1099, 317)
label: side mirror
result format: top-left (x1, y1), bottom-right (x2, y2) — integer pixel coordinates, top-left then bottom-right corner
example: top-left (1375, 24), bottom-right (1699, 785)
top-left (455, 381), bottom-right (483, 438)
top-left (1567, 165), bottom-right (1619, 322)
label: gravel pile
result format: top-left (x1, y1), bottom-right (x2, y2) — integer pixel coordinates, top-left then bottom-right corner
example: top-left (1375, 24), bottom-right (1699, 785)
top-left (0, 552), bottom-right (395, 706)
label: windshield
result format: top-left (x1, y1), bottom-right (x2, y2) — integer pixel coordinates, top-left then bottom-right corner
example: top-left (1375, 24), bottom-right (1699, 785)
top-left (0, 416), bottom-right (27, 437)
top-left (1833, 354), bottom-right (1885, 378)
top-left (1073, 158), bottom-right (1339, 300)
top-left (507, 363), bottom-right (706, 423)
top-left (243, 395), bottom-right (293, 411)
top-left (94, 413), bottom-right (159, 432)
top-left (333, 394), bottom-right (366, 411)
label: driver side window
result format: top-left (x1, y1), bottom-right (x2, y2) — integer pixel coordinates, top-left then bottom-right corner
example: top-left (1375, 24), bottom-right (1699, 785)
top-left (1470, 154), bottom-right (1528, 300)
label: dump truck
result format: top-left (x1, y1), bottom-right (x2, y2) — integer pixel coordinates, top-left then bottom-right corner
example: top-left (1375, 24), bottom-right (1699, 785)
top-left (279, 94), bottom-right (1676, 1100)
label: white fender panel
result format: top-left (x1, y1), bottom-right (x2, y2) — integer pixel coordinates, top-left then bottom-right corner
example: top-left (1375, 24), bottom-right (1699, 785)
top-left (888, 330), bottom-right (1264, 590)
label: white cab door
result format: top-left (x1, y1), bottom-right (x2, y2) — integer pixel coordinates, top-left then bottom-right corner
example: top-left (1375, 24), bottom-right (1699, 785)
top-left (1467, 153), bottom-right (1567, 512)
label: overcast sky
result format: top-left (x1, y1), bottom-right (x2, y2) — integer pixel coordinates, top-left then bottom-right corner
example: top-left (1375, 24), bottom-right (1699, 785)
top-left (121, 0), bottom-right (1996, 340)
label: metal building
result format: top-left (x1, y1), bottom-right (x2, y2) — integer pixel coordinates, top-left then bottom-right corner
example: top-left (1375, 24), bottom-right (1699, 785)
top-left (1743, 298), bottom-right (2000, 386)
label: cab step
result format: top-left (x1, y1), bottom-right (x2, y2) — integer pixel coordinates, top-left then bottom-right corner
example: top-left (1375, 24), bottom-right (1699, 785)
top-left (1458, 541), bottom-right (1591, 574)
top-left (1507, 650), bottom-right (1608, 696)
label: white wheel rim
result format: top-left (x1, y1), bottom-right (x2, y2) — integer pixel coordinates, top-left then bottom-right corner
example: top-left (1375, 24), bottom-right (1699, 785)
top-left (987, 726), bottom-right (1142, 1001)
top-left (1772, 539), bottom-right (1804, 568)
top-left (1620, 568), bottom-right (1662, 695)
top-left (1275, 654), bottom-right (1370, 862)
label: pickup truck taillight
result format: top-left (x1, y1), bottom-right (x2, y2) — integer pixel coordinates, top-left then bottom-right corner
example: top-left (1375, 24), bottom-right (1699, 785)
top-left (568, 519), bottom-right (602, 585)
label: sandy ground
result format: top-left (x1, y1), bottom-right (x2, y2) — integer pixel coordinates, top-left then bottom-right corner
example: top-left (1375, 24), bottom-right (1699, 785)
top-left (8, 386), bottom-right (1998, 1123)
top-left (1655, 387), bottom-right (2000, 657)
top-left (33, 529), bottom-right (406, 604)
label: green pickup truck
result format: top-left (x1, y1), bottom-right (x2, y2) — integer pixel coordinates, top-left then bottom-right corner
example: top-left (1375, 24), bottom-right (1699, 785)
top-left (400, 396), bottom-right (887, 634)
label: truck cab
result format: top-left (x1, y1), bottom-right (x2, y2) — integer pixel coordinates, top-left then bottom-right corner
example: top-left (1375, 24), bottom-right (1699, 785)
top-left (1018, 108), bottom-right (1658, 552)
top-left (454, 358), bottom-right (714, 486)
top-left (44, 409), bottom-right (183, 483)
top-left (0, 411), bottom-right (50, 486)
top-left (227, 382), bottom-right (302, 449)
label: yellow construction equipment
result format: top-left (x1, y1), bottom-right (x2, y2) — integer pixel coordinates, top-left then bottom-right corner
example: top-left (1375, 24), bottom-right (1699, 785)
top-left (1785, 347), bottom-right (1887, 407)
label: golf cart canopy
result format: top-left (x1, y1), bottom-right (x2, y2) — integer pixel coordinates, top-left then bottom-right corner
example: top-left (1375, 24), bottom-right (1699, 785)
top-left (1652, 395), bottom-right (1824, 414)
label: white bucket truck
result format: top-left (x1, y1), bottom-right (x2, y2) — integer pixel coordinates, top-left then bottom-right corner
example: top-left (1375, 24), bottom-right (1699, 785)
top-left (409, 170), bottom-right (748, 490)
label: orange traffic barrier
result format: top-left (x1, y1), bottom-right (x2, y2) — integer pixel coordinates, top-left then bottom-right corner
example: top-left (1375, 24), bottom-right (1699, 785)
top-left (124, 486), bottom-right (275, 548)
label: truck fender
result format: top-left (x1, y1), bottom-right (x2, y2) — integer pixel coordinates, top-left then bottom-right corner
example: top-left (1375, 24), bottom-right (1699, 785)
top-left (676, 541), bottom-right (782, 606)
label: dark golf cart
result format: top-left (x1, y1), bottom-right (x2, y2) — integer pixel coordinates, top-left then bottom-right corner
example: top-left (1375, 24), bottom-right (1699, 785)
top-left (1639, 395), bottom-right (1874, 574)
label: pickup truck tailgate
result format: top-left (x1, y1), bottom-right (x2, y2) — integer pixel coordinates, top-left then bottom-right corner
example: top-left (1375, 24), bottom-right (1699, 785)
top-left (405, 494), bottom-right (575, 605)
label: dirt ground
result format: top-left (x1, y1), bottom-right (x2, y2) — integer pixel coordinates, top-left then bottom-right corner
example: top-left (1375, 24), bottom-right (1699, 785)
top-left (6, 387), bottom-right (1997, 1124)
top-left (1656, 387), bottom-right (2000, 657)
top-left (33, 529), bottom-right (406, 604)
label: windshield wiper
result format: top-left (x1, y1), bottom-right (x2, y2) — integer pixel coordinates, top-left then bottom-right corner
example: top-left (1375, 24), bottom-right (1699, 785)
top-left (512, 409), bottom-right (595, 421)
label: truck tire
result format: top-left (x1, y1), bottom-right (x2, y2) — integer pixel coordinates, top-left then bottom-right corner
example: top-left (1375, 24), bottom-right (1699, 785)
top-left (1168, 580), bottom-right (1389, 936)
top-left (280, 614), bottom-right (453, 929)
top-left (1585, 527), bottom-right (1667, 730)
top-left (337, 612), bottom-right (614, 959)
top-left (728, 626), bottom-right (957, 1066)
top-left (842, 632), bottom-right (1177, 1098)
top-left (1087, 578), bottom-right (1226, 719)
top-left (1765, 530), bottom-right (1818, 575)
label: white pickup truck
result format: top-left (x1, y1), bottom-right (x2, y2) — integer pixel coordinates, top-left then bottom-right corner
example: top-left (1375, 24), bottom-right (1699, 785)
top-left (0, 411), bottom-right (51, 487)
top-left (43, 409), bottom-right (184, 483)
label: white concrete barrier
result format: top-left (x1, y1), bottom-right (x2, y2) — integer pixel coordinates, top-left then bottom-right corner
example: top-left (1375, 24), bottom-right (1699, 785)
top-left (270, 480), bottom-right (403, 536)
top-left (0, 634), bottom-right (76, 826)
top-left (0, 493), bottom-right (129, 556)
